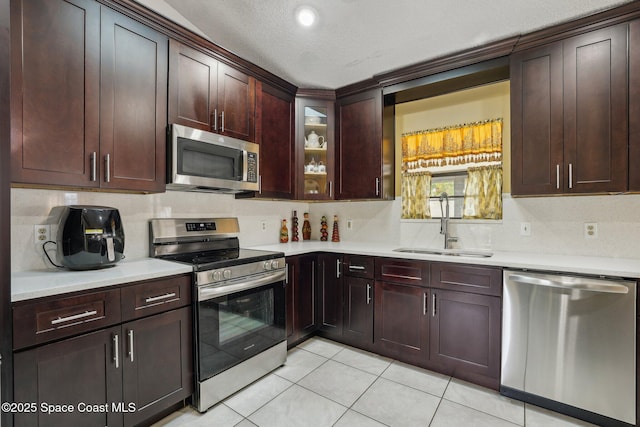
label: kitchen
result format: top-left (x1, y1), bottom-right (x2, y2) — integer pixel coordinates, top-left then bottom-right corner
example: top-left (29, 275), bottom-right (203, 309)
top-left (2, 0), bottom-right (640, 426)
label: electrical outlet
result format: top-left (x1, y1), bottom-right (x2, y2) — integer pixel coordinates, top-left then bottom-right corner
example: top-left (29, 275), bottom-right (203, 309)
top-left (584, 222), bottom-right (598, 239)
top-left (520, 222), bottom-right (531, 236)
top-left (34, 224), bottom-right (50, 244)
top-left (261, 220), bottom-right (267, 232)
top-left (346, 218), bottom-right (353, 230)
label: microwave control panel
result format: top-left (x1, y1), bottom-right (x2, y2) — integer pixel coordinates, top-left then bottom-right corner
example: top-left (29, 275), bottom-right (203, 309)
top-left (247, 152), bottom-right (258, 183)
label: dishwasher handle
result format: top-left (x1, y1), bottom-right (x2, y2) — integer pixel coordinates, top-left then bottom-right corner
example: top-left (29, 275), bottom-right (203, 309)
top-left (508, 273), bottom-right (629, 294)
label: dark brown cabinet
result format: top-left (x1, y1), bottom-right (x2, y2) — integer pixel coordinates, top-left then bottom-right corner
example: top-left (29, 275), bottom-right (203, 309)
top-left (511, 23), bottom-right (628, 195)
top-left (630, 19), bottom-right (640, 191)
top-left (342, 256), bottom-right (375, 349)
top-left (375, 281), bottom-right (429, 365)
top-left (317, 253), bottom-right (343, 340)
top-left (296, 92), bottom-right (336, 200)
top-left (11, 0), bottom-right (168, 192)
top-left (121, 307), bottom-right (192, 427)
top-left (14, 326), bottom-right (123, 427)
top-left (99, 8), bottom-right (168, 193)
top-left (374, 258), bottom-right (430, 365)
top-left (13, 275), bottom-right (193, 427)
top-left (336, 89), bottom-right (390, 199)
top-left (429, 289), bottom-right (501, 389)
top-left (285, 255), bottom-right (318, 346)
top-left (168, 40), bottom-right (256, 142)
top-left (254, 82), bottom-right (295, 198)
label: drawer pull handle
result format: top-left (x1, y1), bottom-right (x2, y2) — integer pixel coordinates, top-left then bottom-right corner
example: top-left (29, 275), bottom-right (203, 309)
top-left (51, 310), bottom-right (98, 325)
top-left (145, 292), bottom-right (177, 304)
top-left (349, 265), bottom-right (366, 271)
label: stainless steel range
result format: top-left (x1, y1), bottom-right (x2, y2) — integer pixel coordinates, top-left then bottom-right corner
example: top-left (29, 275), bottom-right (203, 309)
top-left (149, 218), bottom-right (286, 412)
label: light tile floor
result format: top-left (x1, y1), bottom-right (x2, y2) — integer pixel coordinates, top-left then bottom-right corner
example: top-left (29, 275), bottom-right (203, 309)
top-left (153, 337), bottom-right (597, 427)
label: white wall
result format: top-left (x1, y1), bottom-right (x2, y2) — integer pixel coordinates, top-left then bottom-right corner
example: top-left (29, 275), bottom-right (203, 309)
top-left (11, 188), bottom-right (308, 271)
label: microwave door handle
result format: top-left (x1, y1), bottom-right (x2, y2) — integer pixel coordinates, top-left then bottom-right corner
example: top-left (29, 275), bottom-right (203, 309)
top-left (243, 150), bottom-right (249, 182)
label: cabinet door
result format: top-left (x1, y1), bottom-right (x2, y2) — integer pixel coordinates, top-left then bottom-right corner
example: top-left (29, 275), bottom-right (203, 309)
top-left (218, 63), bottom-right (256, 142)
top-left (510, 42), bottom-right (564, 195)
top-left (563, 24), bottom-right (628, 193)
top-left (14, 326), bottom-right (123, 427)
top-left (342, 276), bottom-right (374, 348)
top-left (255, 82), bottom-right (295, 198)
top-left (122, 307), bottom-right (192, 427)
top-left (295, 255), bottom-right (318, 340)
top-left (100, 7), bottom-right (168, 192)
top-left (336, 89), bottom-right (383, 199)
top-left (430, 289), bottom-right (501, 389)
top-left (11, 0), bottom-right (100, 187)
top-left (297, 96), bottom-right (335, 200)
top-left (374, 281), bottom-right (429, 365)
top-left (317, 253), bottom-right (343, 339)
top-left (629, 19), bottom-right (640, 191)
top-left (168, 40), bottom-right (218, 131)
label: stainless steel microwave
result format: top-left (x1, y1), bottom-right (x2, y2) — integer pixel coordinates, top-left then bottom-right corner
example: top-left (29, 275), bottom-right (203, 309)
top-left (167, 124), bottom-right (259, 193)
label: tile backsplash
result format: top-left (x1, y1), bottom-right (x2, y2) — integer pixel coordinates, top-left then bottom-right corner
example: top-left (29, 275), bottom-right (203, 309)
top-left (11, 188), bottom-right (640, 272)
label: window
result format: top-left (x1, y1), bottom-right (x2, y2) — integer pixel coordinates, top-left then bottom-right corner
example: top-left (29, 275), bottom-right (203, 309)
top-left (429, 173), bottom-right (466, 219)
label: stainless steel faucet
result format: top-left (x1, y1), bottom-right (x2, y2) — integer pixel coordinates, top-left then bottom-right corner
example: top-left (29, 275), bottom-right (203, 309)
top-left (439, 192), bottom-right (458, 249)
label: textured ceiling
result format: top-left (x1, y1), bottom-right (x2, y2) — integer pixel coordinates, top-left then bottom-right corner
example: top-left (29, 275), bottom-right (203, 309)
top-left (139, 0), bottom-right (634, 89)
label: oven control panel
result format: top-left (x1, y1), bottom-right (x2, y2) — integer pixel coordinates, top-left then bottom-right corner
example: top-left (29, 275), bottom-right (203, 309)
top-left (263, 260), bottom-right (281, 271)
top-left (197, 257), bottom-right (286, 286)
top-left (186, 222), bottom-right (217, 232)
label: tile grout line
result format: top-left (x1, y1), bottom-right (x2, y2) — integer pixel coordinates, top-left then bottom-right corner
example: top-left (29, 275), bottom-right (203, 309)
top-left (427, 376), bottom-right (453, 426)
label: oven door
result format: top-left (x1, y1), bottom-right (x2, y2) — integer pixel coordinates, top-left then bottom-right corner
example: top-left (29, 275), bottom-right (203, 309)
top-left (196, 272), bottom-right (286, 381)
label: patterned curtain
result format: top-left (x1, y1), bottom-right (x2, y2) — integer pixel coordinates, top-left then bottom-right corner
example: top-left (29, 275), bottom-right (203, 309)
top-left (401, 172), bottom-right (431, 219)
top-left (463, 165), bottom-right (503, 219)
top-left (401, 118), bottom-right (502, 171)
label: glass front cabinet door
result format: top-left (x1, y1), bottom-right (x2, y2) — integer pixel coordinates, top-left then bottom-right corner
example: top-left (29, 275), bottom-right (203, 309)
top-left (296, 94), bottom-right (335, 200)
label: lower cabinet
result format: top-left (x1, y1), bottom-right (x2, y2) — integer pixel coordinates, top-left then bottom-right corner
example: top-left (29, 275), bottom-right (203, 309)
top-left (286, 252), bottom-right (503, 391)
top-left (429, 289), bottom-right (501, 389)
top-left (374, 281), bottom-right (429, 366)
top-left (342, 276), bottom-right (374, 349)
top-left (14, 326), bottom-right (123, 427)
top-left (122, 307), bottom-right (192, 426)
top-left (317, 253), bottom-right (343, 340)
top-left (13, 275), bottom-right (193, 427)
top-left (286, 255), bottom-right (318, 346)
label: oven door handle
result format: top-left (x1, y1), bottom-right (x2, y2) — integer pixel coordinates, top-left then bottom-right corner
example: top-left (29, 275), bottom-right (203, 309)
top-left (198, 270), bottom-right (285, 301)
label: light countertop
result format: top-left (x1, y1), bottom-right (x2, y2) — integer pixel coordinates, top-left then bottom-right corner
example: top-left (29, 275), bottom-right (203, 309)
top-left (11, 258), bottom-right (192, 302)
top-left (250, 241), bottom-right (640, 279)
top-left (12, 242), bottom-right (640, 303)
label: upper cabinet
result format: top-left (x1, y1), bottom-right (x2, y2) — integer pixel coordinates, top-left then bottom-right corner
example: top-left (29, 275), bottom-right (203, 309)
top-left (168, 40), bottom-right (256, 142)
top-left (11, 0), bottom-right (168, 192)
top-left (511, 23), bottom-right (628, 196)
top-left (255, 82), bottom-right (295, 199)
top-left (630, 19), bottom-right (640, 192)
top-left (336, 89), bottom-right (392, 200)
top-left (296, 92), bottom-right (335, 200)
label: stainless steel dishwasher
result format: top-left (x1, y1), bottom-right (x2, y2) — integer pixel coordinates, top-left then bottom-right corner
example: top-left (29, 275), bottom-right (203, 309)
top-left (501, 269), bottom-right (636, 426)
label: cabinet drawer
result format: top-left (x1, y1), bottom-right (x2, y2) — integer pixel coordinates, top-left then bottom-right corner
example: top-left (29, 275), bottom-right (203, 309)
top-left (13, 289), bottom-right (121, 350)
top-left (375, 257), bottom-right (429, 286)
top-left (121, 274), bottom-right (191, 321)
top-left (343, 255), bottom-right (375, 279)
top-left (430, 263), bottom-right (502, 297)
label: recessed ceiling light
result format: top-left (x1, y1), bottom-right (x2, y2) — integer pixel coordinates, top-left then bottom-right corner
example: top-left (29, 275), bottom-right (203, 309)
top-left (296, 6), bottom-right (317, 27)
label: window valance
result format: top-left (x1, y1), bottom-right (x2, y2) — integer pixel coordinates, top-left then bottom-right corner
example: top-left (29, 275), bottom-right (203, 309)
top-left (401, 118), bottom-right (502, 171)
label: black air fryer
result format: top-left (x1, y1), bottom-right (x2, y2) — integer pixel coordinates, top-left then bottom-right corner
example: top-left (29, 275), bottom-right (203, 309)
top-left (56, 205), bottom-right (125, 270)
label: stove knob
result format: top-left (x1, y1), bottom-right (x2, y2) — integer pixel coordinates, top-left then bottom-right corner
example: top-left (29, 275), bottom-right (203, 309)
top-left (223, 269), bottom-right (232, 279)
top-left (263, 261), bottom-right (272, 271)
top-left (213, 270), bottom-right (223, 281)
top-left (271, 260), bottom-right (280, 270)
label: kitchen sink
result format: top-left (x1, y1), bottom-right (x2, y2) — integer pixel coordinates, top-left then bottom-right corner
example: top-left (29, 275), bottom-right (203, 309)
top-left (393, 248), bottom-right (493, 258)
